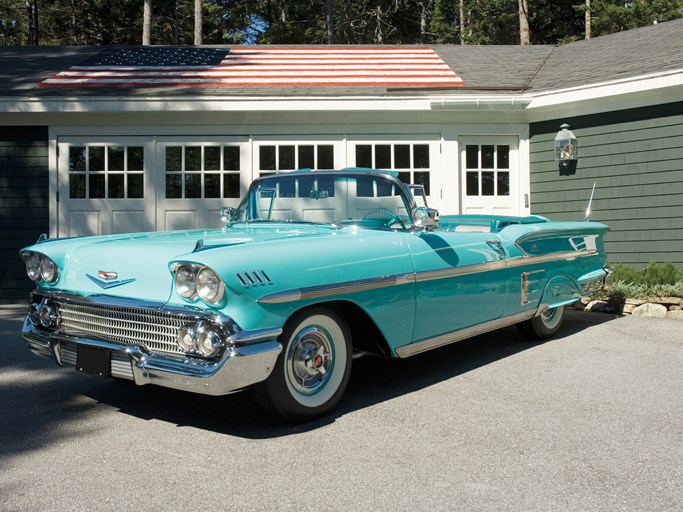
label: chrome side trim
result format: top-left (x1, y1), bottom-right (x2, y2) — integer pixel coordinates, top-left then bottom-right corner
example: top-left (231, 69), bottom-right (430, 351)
top-left (395, 309), bottom-right (537, 358)
top-left (257, 273), bottom-right (415, 304)
top-left (257, 249), bottom-right (599, 305)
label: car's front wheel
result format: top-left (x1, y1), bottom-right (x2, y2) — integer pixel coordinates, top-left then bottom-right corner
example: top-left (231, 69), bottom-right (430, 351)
top-left (254, 307), bottom-right (352, 423)
top-left (517, 305), bottom-right (565, 340)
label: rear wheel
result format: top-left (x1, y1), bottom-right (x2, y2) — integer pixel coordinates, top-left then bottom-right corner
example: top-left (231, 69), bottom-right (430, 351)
top-left (254, 307), bottom-right (352, 423)
top-left (517, 306), bottom-right (565, 340)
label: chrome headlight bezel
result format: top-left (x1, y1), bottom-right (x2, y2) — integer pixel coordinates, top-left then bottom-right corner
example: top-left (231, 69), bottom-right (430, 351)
top-left (171, 262), bottom-right (225, 305)
top-left (22, 252), bottom-right (59, 284)
top-left (196, 267), bottom-right (224, 304)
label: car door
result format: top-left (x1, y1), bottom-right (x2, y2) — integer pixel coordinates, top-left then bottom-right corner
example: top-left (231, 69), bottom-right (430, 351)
top-left (405, 230), bottom-right (508, 343)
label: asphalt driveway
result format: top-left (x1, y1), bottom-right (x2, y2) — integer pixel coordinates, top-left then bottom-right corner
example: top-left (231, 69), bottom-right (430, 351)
top-left (1, 305), bottom-right (681, 512)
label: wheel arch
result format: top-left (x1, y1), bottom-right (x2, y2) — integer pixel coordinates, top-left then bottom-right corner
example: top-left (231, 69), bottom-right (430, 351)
top-left (286, 300), bottom-right (392, 358)
top-left (540, 274), bottom-right (582, 310)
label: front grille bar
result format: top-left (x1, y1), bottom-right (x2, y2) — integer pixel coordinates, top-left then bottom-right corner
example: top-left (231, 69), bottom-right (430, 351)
top-left (56, 299), bottom-right (191, 356)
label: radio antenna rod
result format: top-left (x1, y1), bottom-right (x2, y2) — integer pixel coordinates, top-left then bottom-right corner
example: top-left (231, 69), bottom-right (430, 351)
top-left (584, 182), bottom-right (596, 222)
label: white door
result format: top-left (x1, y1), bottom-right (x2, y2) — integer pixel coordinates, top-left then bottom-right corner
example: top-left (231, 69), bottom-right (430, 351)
top-left (460, 137), bottom-right (519, 216)
top-left (57, 139), bottom-right (155, 237)
top-left (155, 138), bottom-right (250, 231)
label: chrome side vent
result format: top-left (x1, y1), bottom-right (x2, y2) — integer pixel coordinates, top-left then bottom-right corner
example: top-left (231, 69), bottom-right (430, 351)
top-left (236, 270), bottom-right (272, 288)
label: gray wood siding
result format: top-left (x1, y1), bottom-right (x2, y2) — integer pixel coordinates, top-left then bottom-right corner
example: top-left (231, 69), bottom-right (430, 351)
top-left (0, 126), bottom-right (49, 303)
top-left (530, 111), bottom-right (683, 267)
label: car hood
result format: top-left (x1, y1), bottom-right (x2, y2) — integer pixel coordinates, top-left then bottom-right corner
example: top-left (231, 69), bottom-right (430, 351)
top-left (26, 224), bottom-right (343, 302)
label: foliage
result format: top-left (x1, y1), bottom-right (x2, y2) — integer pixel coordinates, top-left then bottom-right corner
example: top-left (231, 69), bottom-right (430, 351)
top-left (603, 263), bottom-right (683, 299)
top-left (1, 0), bottom-right (681, 46)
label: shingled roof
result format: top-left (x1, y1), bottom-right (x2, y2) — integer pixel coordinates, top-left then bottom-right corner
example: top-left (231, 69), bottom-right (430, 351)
top-left (0, 18), bottom-right (681, 99)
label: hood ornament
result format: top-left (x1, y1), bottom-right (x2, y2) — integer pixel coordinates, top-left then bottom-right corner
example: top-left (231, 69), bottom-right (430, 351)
top-left (86, 271), bottom-right (136, 289)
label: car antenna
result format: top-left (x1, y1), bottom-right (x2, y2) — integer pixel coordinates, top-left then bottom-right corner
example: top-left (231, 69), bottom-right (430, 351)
top-left (584, 182), bottom-right (596, 222)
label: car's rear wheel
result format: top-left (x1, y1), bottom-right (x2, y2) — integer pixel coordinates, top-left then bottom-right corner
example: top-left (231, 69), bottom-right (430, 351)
top-left (254, 307), bottom-right (352, 423)
top-left (517, 305), bottom-right (565, 340)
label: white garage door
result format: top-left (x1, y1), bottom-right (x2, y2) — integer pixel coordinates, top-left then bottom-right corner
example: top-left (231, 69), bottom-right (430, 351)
top-left (57, 137), bottom-right (250, 237)
top-left (57, 139), bottom-right (155, 237)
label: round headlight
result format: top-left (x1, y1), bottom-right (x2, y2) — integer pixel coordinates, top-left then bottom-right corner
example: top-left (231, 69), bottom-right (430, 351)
top-left (26, 253), bottom-right (42, 282)
top-left (196, 267), bottom-right (224, 304)
top-left (40, 257), bottom-right (59, 284)
top-left (175, 264), bottom-right (196, 298)
top-left (196, 328), bottom-right (223, 358)
top-left (177, 324), bottom-right (196, 352)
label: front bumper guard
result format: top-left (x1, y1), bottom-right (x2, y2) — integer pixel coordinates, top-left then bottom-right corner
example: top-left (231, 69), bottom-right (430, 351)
top-left (22, 318), bottom-right (282, 396)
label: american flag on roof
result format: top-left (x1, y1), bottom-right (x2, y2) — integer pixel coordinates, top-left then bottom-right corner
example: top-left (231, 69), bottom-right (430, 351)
top-left (40, 46), bottom-right (464, 89)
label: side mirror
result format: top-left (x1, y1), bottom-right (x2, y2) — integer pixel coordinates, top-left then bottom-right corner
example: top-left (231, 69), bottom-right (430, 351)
top-left (220, 207), bottom-right (238, 224)
top-left (412, 207), bottom-right (439, 231)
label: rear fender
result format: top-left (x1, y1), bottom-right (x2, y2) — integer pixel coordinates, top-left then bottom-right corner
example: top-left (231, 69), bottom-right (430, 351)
top-left (540, 275), bottom-right (582, 310)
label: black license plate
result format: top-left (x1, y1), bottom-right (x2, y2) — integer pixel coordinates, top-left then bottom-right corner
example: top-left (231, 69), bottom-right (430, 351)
top-left (76, 345), bottom-right (111, 377)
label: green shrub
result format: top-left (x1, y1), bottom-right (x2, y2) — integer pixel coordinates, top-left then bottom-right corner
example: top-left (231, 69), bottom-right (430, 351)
top-left (604, 263), bottom-right (683, 299)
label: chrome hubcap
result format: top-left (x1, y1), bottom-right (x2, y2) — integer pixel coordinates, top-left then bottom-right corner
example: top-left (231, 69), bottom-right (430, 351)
top-left (287, 326), bottom-right (333, 395)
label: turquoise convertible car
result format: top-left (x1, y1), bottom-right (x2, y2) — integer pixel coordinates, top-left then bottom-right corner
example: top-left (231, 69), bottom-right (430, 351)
top-left (21, 169), bottom-right (609, 422)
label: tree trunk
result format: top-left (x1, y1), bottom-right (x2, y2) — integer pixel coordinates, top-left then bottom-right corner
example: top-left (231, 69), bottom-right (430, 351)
top-left (143, 0), bottom-right (152, 45)
top-left (26, 0), bottom-right (38, 45)
top-left (518, 0), bottom-right (530, 45)
top-left (194, 0), bottom-right (202, 45)
top-left (585, 0), bottom-right (591, 39)
top-left (327, 0), bottom-right (335, 44)
top-left (459, 0), bottom-right (465, 45)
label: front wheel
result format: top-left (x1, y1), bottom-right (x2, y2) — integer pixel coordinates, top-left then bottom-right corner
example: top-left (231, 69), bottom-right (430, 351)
top-left (517, 305), bottom-right (565, 340)
top-left (254, 307), bottom-right (352, 423)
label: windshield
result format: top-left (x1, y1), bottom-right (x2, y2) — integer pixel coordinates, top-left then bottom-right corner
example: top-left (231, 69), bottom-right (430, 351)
top-left (232, 173), bottom-right (413, 229)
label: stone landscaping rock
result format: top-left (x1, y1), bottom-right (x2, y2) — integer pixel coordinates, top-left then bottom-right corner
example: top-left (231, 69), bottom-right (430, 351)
top-left (666, 310), bottom-right (683, 320)
top-left (622, 304), bottom-right (637, 314)
top-left (632, 303), bottom-right (668, 318)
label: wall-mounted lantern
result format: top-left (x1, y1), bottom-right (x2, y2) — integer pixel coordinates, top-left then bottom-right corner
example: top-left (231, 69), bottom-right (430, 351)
top-left (554, 123), bottom-right (578, 175)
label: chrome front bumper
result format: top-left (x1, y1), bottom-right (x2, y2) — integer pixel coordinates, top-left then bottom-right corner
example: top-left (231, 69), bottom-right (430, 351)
top-left (22, 317), bottom-right (282, 396)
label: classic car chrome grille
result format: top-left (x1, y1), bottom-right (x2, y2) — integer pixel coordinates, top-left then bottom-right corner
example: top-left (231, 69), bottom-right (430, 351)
top-left (55, 299), bottom-right (190, 356)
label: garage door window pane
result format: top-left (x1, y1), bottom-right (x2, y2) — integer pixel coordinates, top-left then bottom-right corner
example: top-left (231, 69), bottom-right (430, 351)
top-left (205, 147), bottom-right (221, 171)
top-left (166, 147), bottom-right (182, 173)
top-left (89, 147), bottom-right (105, 172)
top-left (497, 145), bottom-right (510, 169)
top-left (185, 147), bottom-right (201, 171)
top-left (298, 146), bottom-right (314, 169)
top-left (224, 146), bottom-right (240, 170)
top-left (128, 147), bottom-right (144, 171)
top-left (466, 172), bottom-right (479, 196)
top-left (279, 145), bottom-right (296, 170)
top-left (356, 145), bottom-right (372, 168)
top-left (260, 146), bottom-right (276, 171)
top-left (318, 145), bottom-right (334, 169)
top-left (89, 174), bottom-right (105, 198)
top-left (497, 172), bottom-right (510, 196)
top-left (128, 174), bottom-right (144, 199)
top-left (108, 146), bottom-right (125, 171)
top-left (414, 172), bottom-right (430, 195)
top-left (108, 174), bottom-right (125, 198)
top-left (413, 145), bottom-right (429, 168)
top-left (166, 174), bottom-right (182, 198)
top-left (224, 174), bottom-right (240, 198)
top-left (375, 145), bottom-right (391, 169)
top-left (205, 173), bottom-right (221, 198)
top-left (69, 174), bottom-right (86, 198)
top-left (70, 147), bottom-right (86, 172)
top-left (466, 145), bottom-right (478, 169)
top-left (394, 145), bottom-right (410, 169)
top-left (185, 174), bottom-right (201, 198)
top-left (482, 145), bottom-right (495, 169)
top-left (482, 172), bottom-right (495, 195)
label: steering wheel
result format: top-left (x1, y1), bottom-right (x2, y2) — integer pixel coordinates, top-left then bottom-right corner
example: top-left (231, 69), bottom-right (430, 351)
top-left (361, 208), bottom-right (407, 230)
